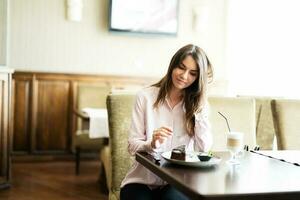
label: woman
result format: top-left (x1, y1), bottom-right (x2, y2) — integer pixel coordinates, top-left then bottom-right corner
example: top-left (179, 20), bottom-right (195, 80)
top-left (120, 44), bottom-right (214, 200)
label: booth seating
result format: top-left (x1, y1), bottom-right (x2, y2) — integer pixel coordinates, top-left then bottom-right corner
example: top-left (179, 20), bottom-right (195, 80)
top-left (102, 94), bottom-right (265, 200)
top-left (208, 97), bottom-right (257, 151)
top-left (271, 99), bottom-right (300, 150)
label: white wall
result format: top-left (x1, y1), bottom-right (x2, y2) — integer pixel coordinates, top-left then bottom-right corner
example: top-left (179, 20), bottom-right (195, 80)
top-left (0, 0), bottom-right (7, 65)
top-left (227, 0), bottom-right (300, 98)
top-left (8, 0), bottom-right (228, 94)
top-left (11, 0), bottom-right (300, 97)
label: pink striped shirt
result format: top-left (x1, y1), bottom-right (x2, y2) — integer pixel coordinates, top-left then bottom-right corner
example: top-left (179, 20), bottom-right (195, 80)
top-left (121, 86), bottom-right (212, 188)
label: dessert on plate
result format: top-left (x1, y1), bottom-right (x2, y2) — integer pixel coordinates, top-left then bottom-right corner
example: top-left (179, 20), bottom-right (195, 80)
top-left (170, 145), bottom-right (213, 162)
top-left (170, 145), bottom-right (186, 161)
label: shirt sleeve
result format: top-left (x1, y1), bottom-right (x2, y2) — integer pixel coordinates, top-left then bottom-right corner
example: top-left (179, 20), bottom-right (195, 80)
top-left (127, 91), bottom-right (152, 156)
top-left (193, 103), bottom-right (213, 152)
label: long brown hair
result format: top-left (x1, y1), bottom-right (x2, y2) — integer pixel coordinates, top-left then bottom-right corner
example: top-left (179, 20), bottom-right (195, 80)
top-left (153, 44), bottom-right (213, 136)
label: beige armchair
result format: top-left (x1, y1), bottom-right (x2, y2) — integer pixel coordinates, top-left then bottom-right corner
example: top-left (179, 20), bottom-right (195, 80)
top-left (271, 99), bottom-right (300, 150)
top-left (101, 93), bottom-right (136, 200)
top-left (72, 83), bottom-right (111, 175)
top-left (208, 97), bottom-right (256, 151)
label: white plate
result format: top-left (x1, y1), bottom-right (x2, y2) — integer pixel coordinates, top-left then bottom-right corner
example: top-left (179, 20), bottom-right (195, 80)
top-left (161, 151), bottom-right (221, 168)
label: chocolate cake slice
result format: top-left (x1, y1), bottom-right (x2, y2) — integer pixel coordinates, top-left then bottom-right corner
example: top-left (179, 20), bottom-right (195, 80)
top-left (171, 145), bottom-right (186, 161)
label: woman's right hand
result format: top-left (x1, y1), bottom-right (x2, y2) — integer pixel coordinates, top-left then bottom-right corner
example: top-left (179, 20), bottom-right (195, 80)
top-left (151, 126), bottom-right (173, 149)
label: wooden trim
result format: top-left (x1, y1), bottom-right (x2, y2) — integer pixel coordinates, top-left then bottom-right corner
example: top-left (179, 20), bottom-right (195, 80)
top-left (7, 73), bottom-right (12, 180)
top-left (0, 77), bottom-right (4, 175)
top-left (71, 81), bottom-right (78, 152)
top-left (12, 153), bottom-right (99, 162)
top-left (30, 75), bottom-right (38, 153)
top-left (67, 80), bottom-right (74, 153)
top-left (0, 70), bottom-right (13, 187)
top-left (13, 71), bottom-right (158, 85)
top-left (10, 77), bottom-right (15, 153)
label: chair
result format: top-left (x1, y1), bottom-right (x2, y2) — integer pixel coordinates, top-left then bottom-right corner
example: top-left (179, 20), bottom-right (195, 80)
top-left (271, 99), bottom-right (300, 150)
top-left (72, 83), bottom-right (111, 175)
top-left (101, 93), bottom-right (136, 200)
top-left (208, 96), bottom-right (256, 151)
top-left (253, 97), bottom-right (276, 150)
top-left (238, 96), bottom-right (277, 150)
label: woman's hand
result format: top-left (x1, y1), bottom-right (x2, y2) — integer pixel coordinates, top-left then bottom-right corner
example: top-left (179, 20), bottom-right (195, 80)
top-left (151, 126), bottom-right (173, 149)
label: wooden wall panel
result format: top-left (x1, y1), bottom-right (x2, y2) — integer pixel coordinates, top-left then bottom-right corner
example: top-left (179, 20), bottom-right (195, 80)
top-left (12, 80), bottom-right (30, 152)
top-left (12, 71), bottom-right (157, 155)
top-left (35, 81), bottom-right (70, 152)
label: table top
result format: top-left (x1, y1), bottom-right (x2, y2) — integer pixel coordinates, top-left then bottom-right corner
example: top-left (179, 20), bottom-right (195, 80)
top-left (136, 150), bottom-right (300, 200)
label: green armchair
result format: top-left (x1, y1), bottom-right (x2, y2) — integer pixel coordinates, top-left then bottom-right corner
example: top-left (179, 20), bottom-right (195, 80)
top-left (101, 93), bottom-right (136, 200)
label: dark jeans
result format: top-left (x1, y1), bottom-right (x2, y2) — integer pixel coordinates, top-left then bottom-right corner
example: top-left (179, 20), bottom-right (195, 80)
top-left (120, 183), bottom-right (190, 200)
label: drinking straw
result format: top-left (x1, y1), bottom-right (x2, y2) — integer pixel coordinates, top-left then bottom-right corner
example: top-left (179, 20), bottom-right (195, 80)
top-left (218, 111), bottom-right (231, 132)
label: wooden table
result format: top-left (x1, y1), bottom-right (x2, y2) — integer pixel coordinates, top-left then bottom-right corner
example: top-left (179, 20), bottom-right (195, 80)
top-left (136, 151), bottom-right (300, 200)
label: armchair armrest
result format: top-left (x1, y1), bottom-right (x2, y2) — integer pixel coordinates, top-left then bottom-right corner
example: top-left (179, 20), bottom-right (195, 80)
top-left (74, 109), bottom-right (90, 132)
top-left (74, 109), bottom-right (89, 120)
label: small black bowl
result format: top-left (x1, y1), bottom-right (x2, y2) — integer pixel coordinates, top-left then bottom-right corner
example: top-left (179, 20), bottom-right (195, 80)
top-left (197, 155), bottom-right (212, 162)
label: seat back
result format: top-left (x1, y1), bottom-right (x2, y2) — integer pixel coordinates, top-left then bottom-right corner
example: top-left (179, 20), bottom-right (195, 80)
top-left (208, 97), bottom-right (256, 151)
top-left (254, 98), bottom-right (276, 150)
top-left (271, 99), bottom-right (300, 150)
top-left (77, 83), bottom-right (111, 109)
top-left (76, 83), bottom-right (110, 131)
top-left (106, 93), bottom-right (136, 200)
top-left (72, 83), bottom-right (110, 149)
